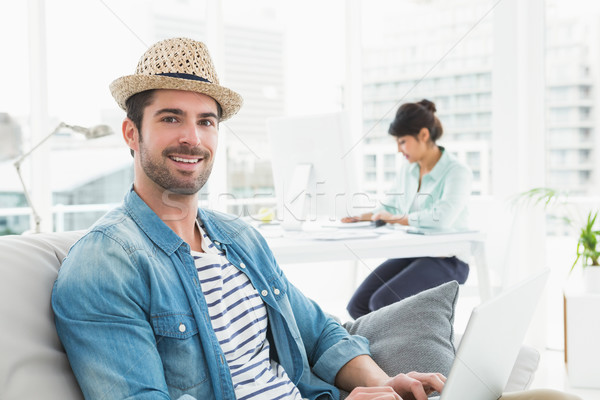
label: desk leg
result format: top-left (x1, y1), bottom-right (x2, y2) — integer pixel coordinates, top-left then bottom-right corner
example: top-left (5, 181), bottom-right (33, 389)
top-left (352, 259), bottom-right (362, 293)
top-left (471, 241), bottom-right (492, 301)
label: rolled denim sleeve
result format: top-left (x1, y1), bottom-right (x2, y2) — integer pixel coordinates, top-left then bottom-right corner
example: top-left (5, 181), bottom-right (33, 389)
top-left (260, 237), bottom-right (371, 385)
top-left (311, 333), bottom-right (371, 384)
top-left (52, 231), bottom-right (171, 399)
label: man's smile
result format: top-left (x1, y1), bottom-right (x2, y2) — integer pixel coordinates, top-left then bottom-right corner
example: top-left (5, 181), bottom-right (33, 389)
top-left (169, 156), bottom-right (201, 164)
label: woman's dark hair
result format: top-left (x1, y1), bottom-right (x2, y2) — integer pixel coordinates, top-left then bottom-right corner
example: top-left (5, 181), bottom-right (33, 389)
top-left (388, 99), bottom-right (443, 143)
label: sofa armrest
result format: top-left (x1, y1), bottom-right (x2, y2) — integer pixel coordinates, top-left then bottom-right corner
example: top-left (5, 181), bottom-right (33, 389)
top-left (454, 334), bottom-right (540, 392)
top-left (0, 231), bottom-right (85, 400)
top-left (504, 343), bottom-right (541, 392)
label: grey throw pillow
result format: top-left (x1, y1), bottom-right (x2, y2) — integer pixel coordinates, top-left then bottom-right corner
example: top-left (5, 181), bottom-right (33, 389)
top-left (341, 281), bottom-right (459, 397)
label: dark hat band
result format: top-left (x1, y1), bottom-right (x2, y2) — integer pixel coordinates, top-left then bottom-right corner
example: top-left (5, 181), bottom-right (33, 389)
top-left (156, 72), bottom-right (212, 84)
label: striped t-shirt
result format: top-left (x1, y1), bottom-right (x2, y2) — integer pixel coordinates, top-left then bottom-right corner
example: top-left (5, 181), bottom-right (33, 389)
top-left (192, 225), bottom-right (303, 400)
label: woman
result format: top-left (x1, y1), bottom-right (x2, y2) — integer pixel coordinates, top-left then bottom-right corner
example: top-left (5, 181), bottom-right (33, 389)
top-left (343, 99), bottom-right (472, 319)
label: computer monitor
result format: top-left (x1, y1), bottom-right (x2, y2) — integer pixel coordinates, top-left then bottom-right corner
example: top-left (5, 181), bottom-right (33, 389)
top-left (266, 111), bottom-right (362, 229)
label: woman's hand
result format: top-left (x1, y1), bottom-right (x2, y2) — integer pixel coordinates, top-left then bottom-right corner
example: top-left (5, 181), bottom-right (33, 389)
top-left (371, 211), bottom-right (408, 225)
top-left (341, 213), bottom-right (373, 223)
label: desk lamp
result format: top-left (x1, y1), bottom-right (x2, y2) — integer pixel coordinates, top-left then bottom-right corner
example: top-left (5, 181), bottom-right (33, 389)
top-left (13, 122), bottom-right (114, 233)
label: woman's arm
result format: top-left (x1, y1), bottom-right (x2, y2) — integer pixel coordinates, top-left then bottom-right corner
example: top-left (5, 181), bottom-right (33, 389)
top-left (341, 212), bottom-right (374, 223)
top-left (371, 211), bottom-right (409, 225)
top-left (408, 164), bottom-right (472, 228)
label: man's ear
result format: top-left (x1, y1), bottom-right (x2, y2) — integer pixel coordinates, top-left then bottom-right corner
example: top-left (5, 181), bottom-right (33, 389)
top-left (122, 118), bottom-right (139, 155)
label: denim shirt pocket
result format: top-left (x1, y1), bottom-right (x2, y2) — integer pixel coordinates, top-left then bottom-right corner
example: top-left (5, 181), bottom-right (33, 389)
top-left (152, 312), bottom-right (209, 393)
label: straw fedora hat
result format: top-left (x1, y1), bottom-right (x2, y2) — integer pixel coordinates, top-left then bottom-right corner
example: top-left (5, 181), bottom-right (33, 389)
top-left (110, 37), bottom-right (243, 120)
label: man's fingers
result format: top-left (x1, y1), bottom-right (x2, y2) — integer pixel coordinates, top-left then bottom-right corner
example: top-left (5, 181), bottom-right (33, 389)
top-left (406, 371), bottom-right (446, 393)
top-left (347, 386), bottom-right (402, 400)
top-left (405, 378), bottom-right (429, 400)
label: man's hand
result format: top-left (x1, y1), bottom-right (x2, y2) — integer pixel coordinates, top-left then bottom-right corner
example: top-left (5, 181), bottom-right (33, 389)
top-left (347, 386), bottom-right (401, 400)
top-left (345, 371), bottom-right (445, 400)
top-left (335, 355), bottom-right (445, 400)
top-left (384, 371), bottom-right (446, 400)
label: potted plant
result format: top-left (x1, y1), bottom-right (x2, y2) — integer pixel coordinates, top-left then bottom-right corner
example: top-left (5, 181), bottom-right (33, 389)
top-left (514, 188), bottom-right (600, 293)
top-left (571, 211), bottom-right (600, 292)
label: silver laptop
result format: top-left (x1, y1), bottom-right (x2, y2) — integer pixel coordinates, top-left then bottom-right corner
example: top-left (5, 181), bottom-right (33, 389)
top-left (432, 269), bottom-right (550, 400)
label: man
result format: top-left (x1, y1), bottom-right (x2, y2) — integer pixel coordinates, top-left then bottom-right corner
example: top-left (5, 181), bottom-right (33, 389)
top-left (52, 37), bottom-right (443, 400)
top-left (52, 38), bottom-right (578, 400)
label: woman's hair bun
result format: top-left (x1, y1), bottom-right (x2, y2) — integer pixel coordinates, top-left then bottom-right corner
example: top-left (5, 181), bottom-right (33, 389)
top-left (417, 99), bottom-right (436, 113)
top-left (388, 98), bottom-right (443, 142)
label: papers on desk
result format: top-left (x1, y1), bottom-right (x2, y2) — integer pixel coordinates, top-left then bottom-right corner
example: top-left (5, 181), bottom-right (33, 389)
top-left (302, 230), bottom-right (380, 241)
top-left (405, 227), bottom-right (479, 235)
top-left (256, 223), bottom-right (381, 240)
top-left (318, 222), bottom-right (478, 237)
top-left (257, 220), bottom-right (397, 241)
top-left (320, 221), bottom-right (374, 229)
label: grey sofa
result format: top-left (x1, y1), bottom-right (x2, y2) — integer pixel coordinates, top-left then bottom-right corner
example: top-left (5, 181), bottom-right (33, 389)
top-left (0, 231), bottom-right (540, 399)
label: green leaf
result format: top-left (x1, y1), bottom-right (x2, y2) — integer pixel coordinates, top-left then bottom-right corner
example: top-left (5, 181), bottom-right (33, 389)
top-left (514, 188), bottom-right (599, 273)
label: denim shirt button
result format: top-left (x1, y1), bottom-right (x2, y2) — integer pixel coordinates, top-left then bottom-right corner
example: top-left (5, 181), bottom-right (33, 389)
top-left (273, 288), bottom-right (280, 295)
top-left (214, 241), bottom-right (221, 246)
top-left (240, 262), bottom-right (246, 269)
top-left (178, 323), bottom-right (186, 333)
top-left (261, 290), bottom-right (268, 297)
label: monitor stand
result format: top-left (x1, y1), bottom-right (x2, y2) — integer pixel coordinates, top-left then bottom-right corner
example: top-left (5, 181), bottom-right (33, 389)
top-left (280, 163), bottom-right (312, 231)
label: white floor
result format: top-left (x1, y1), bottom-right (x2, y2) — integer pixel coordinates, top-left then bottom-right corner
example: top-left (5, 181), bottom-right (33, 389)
top-left (533, 348), bottom-right (600, 400)
top-left (453, 293), bottom-right (600, 400)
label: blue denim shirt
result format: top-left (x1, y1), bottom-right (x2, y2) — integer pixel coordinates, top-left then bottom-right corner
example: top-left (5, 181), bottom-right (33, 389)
top-left (52, 188), bottom-right (370, 400)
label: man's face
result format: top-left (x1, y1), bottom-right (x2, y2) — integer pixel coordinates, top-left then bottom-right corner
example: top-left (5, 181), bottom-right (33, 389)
top-left (131, 89), bottom-right (220, 195)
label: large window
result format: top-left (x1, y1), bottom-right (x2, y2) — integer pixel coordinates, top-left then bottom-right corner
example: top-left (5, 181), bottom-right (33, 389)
top-left (2, 0), bottom-right (600, 354)
top-left (359, 0), bottom-right (497, 197)
top-left (1, 0), bottom-right (599, 236)
top-left (0, 1), bottom-right (350, 233)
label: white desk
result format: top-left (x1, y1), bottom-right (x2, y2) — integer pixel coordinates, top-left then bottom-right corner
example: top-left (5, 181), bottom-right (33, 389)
top-left (261, 226), bottom-right (491, 301)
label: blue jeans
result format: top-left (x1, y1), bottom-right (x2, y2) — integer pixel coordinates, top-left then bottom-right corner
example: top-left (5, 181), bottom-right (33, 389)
top-left (347, 257), bottom-right (469, 319)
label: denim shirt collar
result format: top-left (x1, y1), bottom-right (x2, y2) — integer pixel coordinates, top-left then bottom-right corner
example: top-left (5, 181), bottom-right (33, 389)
top-left (123, 187), bottom-right (239, 254)
top-left (123, 187), bottom-right (185, 255)
top-left (198, 208), bottom-right (252, 246)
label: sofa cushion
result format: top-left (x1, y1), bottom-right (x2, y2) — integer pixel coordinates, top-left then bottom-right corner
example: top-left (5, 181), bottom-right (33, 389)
top-left (341, 281), bottom-right (459, 398)
top-left (504, 343), bottom-right (540, 392)
top-left (0, 232), bottom-right (538, 399)
top-left (0, 231), bottom-right (84, 400)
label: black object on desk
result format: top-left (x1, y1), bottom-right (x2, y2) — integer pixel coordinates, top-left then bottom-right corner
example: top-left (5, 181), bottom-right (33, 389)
top-left (372, 219), bottom-right (387, 228)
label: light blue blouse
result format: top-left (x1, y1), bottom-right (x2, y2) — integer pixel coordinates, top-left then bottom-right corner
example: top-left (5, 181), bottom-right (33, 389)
top-left (379, 147), bottom-right (472, 230)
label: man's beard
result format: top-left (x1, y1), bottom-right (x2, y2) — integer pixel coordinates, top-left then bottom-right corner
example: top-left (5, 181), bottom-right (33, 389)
top-left (139, 143), bottom-right (213, 195)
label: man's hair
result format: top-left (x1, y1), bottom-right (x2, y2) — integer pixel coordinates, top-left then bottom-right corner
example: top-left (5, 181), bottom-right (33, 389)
top-left (124, 89), bottom-right (223, 157)
top-left (126, 90), bottom-right (156, 133)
